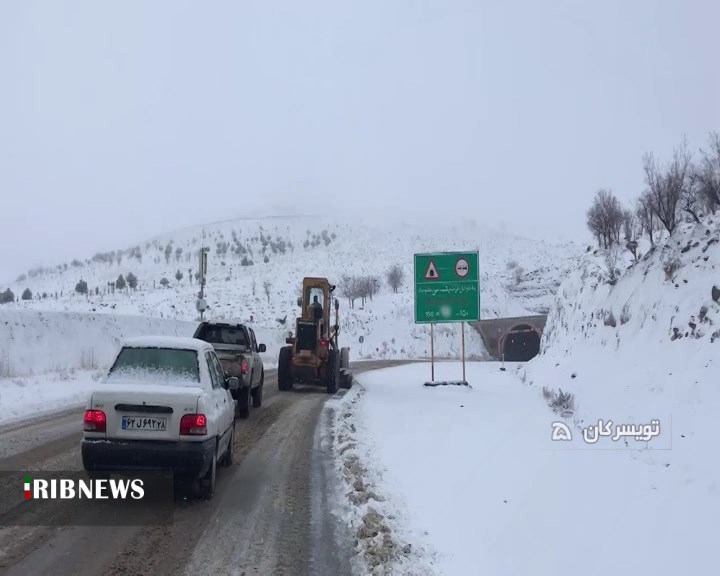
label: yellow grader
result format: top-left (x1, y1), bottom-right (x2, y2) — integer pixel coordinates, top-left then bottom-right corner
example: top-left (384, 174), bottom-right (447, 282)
top-left (277, 277), bottom-right (352, 393)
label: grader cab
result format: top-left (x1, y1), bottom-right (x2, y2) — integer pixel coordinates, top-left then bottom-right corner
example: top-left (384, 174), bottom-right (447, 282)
top-left (277, 277), bottom-right (352, 393)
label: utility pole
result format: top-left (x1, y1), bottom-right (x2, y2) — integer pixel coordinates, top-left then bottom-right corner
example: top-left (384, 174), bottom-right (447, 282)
top-left (196, 230), bottom-right (209, 321)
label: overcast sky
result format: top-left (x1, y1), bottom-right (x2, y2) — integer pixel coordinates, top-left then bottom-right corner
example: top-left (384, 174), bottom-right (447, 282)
top-left (1, 0), bottom-right (719, 282)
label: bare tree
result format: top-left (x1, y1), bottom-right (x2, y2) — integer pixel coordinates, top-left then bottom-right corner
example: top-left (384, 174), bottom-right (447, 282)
top-left (365, 275), bottom-right (381, 302)
top-left (681, 170), bottom-right (702, 224)
top-left (622, 209), bottom-right (639, 260)
top-left (263, 280), bottom-right (271, 304)
top-left (643, 142), bottom-right (691, 234)
top-left (586, 189), bottom-right (624, 248)
top-left (695, 131), bottom-right (720, 215)
top-left (636, 191), bottom-right (658, 247)
top-left (386, 264), bottom-right (404, 293)
top-left (604, 244), bottom-right (622, 285)
top-left (340, 275), bottom-right (360, 309)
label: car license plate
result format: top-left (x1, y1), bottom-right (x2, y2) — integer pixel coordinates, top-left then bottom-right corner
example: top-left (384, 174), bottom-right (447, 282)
top-left (121, 415), bottom-right (167, 431)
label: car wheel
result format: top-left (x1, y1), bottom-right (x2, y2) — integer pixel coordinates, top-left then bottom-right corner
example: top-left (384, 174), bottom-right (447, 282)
top-left (194, 444), bottom-right (217, 499)
top-left (238, 385), bottom-right (251, 419)
top-left (220, 425), bottom-right (234, 467)
top-left (251, 371), bottom-right (263, 407)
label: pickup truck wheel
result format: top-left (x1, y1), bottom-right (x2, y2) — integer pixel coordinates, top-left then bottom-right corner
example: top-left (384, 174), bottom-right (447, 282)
top-left (278, 346), bottom-right (293, 391)
top-left (251, 371), bottom-right (263, 407)
top-left (220, 425), bottom-right (234, 467)
top-left (237, 385), bottom-right (251, 419)
top-left (194, 444), bottom-right (217, 499)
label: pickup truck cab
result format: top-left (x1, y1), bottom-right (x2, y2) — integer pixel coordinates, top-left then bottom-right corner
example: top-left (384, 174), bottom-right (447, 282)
top-left (81, 336), bottom-right (238, 499)
top-left (193, 321), bottom-right (266, 419)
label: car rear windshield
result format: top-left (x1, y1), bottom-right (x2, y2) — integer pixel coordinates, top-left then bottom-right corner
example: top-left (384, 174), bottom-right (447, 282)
top-left (196, 324), bottom-right (249, 347)
top-left (108, 347), bottom-right (200, 383)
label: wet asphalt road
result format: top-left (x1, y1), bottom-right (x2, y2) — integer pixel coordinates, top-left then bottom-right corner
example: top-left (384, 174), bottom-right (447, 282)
top-left (0, 361), bottom-right (405, 576)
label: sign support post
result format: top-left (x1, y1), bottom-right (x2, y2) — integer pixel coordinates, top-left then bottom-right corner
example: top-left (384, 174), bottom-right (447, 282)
top-left (461, 321), bottom-right (466, 383)
top-left (430, 323), bottom-right (435, 382)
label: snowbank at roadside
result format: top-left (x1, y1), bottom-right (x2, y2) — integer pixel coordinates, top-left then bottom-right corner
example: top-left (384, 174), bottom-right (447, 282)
top-left (0, 309), bottom-right (283, 378)
top-left (0, 309), bottom-right (197, 378)
top-left (331, 361), bottom-right (719, 576)
top-left (0, 370), bottom-right (103, 425)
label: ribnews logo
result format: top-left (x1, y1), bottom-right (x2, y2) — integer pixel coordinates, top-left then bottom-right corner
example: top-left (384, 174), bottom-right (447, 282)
top-left (1, 471), bottom-right (173, 526)
top-left (22, 474), bottom-right (145, 501)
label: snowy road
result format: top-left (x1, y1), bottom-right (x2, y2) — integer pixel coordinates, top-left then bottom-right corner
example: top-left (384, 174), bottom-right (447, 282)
top-left (0, 361), bottom-right (406, 576)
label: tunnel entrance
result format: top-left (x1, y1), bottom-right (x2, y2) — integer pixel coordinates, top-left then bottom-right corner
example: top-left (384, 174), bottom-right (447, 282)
top-left (502, 324), bottom-right (540, 361)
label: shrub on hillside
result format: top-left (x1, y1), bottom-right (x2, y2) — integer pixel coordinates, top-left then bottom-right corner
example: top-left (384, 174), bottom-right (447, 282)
top-left (386, 264), bottom-right (404, 293)
top-left (663, 257), bottom-right (681, 282)
top-left (513, 266), bottom-right (525, 285)
top-left (0, 289), bottom-right (15, 304)
top-left (159, 278), bottom-right (170, 288)
top-left (21, 288), bottom-right (32, 300)
top-left (542, 386), bottom-right (575, 416)
top-left (75, 280), bottom-right (88, 295)
top-left (115, 274), bottom-right (127, 290)
top-left (126, 272), bottom-right (138, 290)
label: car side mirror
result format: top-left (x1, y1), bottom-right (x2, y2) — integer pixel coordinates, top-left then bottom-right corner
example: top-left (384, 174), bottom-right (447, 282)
top-left (227, 376), bottom-right (240, 391)
top-left (297, 297), bottom-right (302, 307)
top-left (258, 343), bottom-right (266, 353)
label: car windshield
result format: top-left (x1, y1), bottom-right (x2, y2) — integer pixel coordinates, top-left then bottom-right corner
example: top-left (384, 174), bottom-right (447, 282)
top-left (107, 347), bottom-right (200, 384)
top-left (196, 325), bottom-right (249, 347)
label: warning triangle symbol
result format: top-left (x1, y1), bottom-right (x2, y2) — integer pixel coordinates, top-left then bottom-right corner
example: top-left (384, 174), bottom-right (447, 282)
top-left (424, 260), bottom-right (439, 280)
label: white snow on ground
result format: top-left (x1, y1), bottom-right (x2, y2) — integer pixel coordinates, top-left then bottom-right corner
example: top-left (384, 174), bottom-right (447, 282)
top-left (0, 370), bottom-right (102, 426)
top-left (334, 360), bottom-right (718, 576)
top-left (332, 216), bottom-right (720, 575)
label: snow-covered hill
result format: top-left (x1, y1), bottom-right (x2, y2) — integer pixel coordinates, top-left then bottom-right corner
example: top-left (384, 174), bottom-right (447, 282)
top-left (1, 216), bottom-right (582, 375)
top-left (529, 215), bottom-right (720, 426)
top-left (515, 216), bottom-right (720, 575)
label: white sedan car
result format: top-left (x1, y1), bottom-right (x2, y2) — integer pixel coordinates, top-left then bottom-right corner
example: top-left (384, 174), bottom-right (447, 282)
top-left (81, 336), bottom-right (238, 498)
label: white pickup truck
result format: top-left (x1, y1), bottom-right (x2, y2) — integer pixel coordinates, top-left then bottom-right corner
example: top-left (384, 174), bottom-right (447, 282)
top-left (81, 336), bottom-right (238, 499)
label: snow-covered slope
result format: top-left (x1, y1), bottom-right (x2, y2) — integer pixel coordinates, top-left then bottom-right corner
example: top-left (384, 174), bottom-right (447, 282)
top-left (1, 216), bottom-right (581, 373)
top-left (531, 215), bottom-right (720, 426)
top-left (0, 309), bottom-right (196, 378)
top-left (517, 216), bottom-right (720, 575)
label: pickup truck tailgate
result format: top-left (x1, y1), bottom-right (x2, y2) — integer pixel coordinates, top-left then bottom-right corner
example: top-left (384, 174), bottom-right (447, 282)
top-left (212, 345), bottom-right (247, 377)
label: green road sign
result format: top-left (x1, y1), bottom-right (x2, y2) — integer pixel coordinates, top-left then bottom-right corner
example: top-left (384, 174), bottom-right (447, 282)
top-left (414, 251), bottom-right (480, 323)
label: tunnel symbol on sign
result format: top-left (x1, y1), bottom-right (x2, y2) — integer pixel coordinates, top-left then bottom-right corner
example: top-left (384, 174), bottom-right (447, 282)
top-left (424, 260), bottom-right (439, 280)
top-left (455, 258), bottom-right (469, 277)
